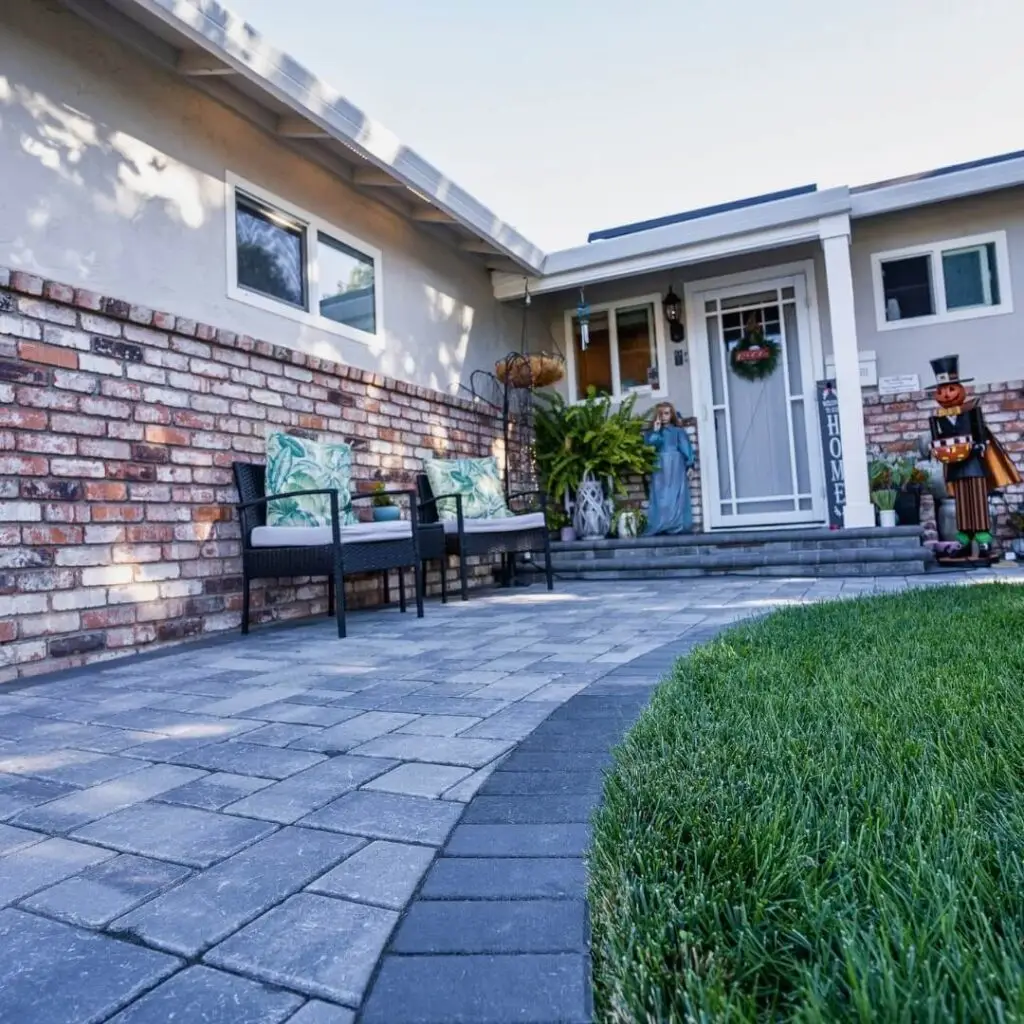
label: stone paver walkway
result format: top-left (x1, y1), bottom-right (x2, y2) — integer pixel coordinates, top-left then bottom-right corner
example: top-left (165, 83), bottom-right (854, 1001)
top-left (0, 572), bottom-right (997, 1023)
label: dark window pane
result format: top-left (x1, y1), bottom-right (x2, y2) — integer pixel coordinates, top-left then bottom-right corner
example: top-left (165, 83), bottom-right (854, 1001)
top-left (573, 311), bottom-right (612, 396)
top-left (235, 194), bottom-right (306, 308)
top-left (318, 233), bottom-right (376, 333)
top-left (942, 242), bottom-right (999, 310)
top-left (615, 303), bottom-right (658, 391)
top-left (881, 255), bottom-right (933, 321)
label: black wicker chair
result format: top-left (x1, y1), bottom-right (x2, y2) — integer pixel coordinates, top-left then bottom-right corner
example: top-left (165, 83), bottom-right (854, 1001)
top-left (233, 462), bottom-right (423, 638)
top-left (416, 474), bottom-right (553, 601)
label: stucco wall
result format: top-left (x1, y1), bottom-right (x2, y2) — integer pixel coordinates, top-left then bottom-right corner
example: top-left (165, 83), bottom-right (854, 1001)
top-left (0, 0), bottom-right (519, 397)
top-left (849, 188), bottom-right (1024, 386)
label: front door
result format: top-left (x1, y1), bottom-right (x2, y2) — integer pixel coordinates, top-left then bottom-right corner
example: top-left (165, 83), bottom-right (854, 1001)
top-left (690, 272), bottom-right (824, 529)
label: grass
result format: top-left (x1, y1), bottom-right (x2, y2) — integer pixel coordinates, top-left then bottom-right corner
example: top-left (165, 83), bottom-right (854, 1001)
top-left (588, 584), bottom-right (1024, 1023)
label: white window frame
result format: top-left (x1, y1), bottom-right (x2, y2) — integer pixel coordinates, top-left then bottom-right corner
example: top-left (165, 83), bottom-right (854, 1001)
top-left (870, 230), bottom-right (1012, 332)
top-left (562, 293), bottom-right (669, 404)
top-left (225, 172), bottom-right (383, 347)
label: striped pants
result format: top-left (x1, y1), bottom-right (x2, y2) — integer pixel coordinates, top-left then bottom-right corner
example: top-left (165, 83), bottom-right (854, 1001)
top-left (952, 476), bottom-right (990, 535)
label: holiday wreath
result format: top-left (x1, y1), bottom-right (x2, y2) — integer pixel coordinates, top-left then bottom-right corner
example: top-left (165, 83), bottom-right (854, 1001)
top-left (729, 322), bottom-right (781, 381)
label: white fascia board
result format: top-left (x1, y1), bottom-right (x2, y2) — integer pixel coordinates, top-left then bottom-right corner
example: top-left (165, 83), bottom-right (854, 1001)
top-left (492, 216), bottom-right (833, 301)
top-left (117, 0), bottom-right (546, 273)
top-left (851, 156), bottom-right (1024, 219)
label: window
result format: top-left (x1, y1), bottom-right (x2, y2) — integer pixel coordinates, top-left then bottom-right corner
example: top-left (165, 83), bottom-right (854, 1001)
top-left (565, 295), bottom-right (667, 402)
top-left (872, 231), bottom-right (1011, 331)
top-left (227, 174), bottom-right (382, 344)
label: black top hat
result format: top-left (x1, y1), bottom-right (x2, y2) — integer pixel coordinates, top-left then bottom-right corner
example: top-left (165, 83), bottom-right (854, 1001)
top-left (926, 354), bottom-right (973, 391)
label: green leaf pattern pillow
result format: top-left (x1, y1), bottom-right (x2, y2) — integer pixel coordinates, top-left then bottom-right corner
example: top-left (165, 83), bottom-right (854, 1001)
top-left (424, 456), bottom-right (511, 521)
top-left (265, 432), bottom-right (358, 528)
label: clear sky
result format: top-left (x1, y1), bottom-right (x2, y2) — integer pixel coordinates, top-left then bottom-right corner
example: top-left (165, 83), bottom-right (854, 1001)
top-left (225, 0), bottom-right (1023, 252)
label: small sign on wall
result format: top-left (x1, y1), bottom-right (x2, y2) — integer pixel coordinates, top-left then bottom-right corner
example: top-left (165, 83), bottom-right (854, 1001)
top-left (816, 380), bottom-right (845, 529)
top-left (824, 350), bottom-right (878, 388)
top-left (877, 374), bottom-right (920, 396)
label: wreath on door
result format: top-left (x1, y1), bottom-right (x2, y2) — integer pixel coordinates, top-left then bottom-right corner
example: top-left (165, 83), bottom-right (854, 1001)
top-left (730, 316), bottom-right (781, 382)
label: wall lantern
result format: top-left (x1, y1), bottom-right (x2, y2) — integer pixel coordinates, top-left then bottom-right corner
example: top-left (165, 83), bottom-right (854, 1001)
top-left (662, 286), bottom-right (685, 343)
top-left (576, 289), bottom-right (591, 350)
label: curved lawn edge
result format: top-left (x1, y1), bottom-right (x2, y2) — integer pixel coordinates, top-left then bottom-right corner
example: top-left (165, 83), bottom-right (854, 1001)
top-left (588, 584), bottom-right (1024, 1022)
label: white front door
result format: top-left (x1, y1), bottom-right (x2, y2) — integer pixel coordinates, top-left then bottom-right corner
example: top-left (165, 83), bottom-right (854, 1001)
top-left (689, 269), bottom-right (825, 529)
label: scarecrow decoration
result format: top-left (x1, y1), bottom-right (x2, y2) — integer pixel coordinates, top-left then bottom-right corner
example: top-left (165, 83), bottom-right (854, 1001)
top-left (927, 355), bottom-right (1020, 563)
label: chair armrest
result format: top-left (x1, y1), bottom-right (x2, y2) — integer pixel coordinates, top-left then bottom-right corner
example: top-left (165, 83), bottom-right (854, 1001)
top-left (236, 489), bottom-right (341, 546)
top-left (236, 488), bottom-right (342, 511)
top-left (507, 489), bottom-right (548, 513)
top-left (418, 491), bottom-right (464, 529)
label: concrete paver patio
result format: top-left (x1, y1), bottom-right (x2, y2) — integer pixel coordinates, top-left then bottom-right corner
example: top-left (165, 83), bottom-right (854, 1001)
top-left (0, 571), bottom-right (998, 1023)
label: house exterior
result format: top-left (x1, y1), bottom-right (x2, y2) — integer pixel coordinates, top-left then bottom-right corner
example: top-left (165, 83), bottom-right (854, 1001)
top-left (2, 0), bottom-right (1023, 679)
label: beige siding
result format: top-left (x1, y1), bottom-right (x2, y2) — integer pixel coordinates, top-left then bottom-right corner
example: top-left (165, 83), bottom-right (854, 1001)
top-left (849, 188), bottom-right (1024, 386)
top-left (0, 0), bottom-right (518, 394)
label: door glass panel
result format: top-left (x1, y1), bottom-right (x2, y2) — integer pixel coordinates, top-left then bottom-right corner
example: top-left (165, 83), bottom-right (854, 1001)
top-left (783, 302), bottom-right (802, 395)
top-left (573, 311), bottom-right (612, 396)
top-left (721, 502), bottom-right (735, 517)
top-left (735, 498), bottom-right (797, 513)
top-left (706, 316), bottom-right (724, 405)
top-left (714, 409), bottom-right (732, 499)
top-left (616, 303), bottom-right (658, 391)
top-left (800, 497), bottom-right (813, 511)
top-left (705, 299), bottom-right (717, 313)
top-left (721, 289), bottom-right (777, 310)
top-left (791, 399), bottom-right (811, 493)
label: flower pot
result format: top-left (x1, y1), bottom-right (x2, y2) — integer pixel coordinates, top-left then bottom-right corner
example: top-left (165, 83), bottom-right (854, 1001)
top-left (1011, 538), bottom-right (1024, 557)
top-left (372, 506), bottom-right (401, 522)
top-left (894, 487), bottom-right (921, 526)
top-left (572, 473), bottom-right (611, 540)
top-left (879, 509), bottom-right (897, 528)
top-left (616, 511), bottom-right (638, 539)
top-left (559, 525), bottom-right (577, 543)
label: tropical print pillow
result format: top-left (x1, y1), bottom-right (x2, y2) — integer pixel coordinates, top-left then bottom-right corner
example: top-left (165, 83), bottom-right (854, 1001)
top-left (424, 456), bottom-right (511, 521)
top-left (264, 432), bottom-right (358, 528)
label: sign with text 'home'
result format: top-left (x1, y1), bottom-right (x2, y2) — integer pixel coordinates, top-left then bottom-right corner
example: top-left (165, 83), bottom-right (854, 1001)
top-left (816, 380), bottom-right (844, 529)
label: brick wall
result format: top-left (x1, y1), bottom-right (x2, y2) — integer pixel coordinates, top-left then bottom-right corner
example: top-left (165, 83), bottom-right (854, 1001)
top-left (863, 380), bottom-right (1024, 540)
top-left (0, 268), bottom-right (511, 683)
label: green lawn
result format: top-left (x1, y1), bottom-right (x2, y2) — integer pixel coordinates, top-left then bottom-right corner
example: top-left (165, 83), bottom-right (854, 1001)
top-left (589, 584), bottom-right (1024, 1023)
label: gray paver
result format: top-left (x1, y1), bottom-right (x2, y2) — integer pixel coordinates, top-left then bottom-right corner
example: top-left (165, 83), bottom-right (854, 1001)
top-left (349, 734), bottom-right (513, 769)
top-left (0, 908), bottom-right (180, 1024)
top-left (380, 695), bottom-right (509, 717)
top-left (308, 840), bottom-right (435, 909)
top-left (0, 823), bottom-right (45, 856)
top-left (205, 893), bottom-right (397, 1007)
top-left (22, 853), bottom-right (191, 928)
top-left (0, 837), bottom-right (115, 906)
top-left (395, 714), bottom-right (481, 736)
top-left (300, 790), bottom-right (463, 845)
top-left (155, 771), bottom-right (273, 810)
top-left (11, 764), bottom-right (206, 834)
top-left (362, 762), bottom-right (472, 798)
top-left (71, 801), bottom-right (276, 868)
top-left (241, 722), bottom-right (324, 747)
top-left (288, 712), bottom-right (418, 752)
top-left (112, 826), bottom-right (363, 956)
top-left (286, 1002), bottom-right (356, 1024)
top-left (0, 748), bottom-right (145, 787)
top-left (483, 770), bottom-right (605, 796)
top-left (361, 953), bottom-right (590, 1024)
top-left (226, 756), bottom-right (397, 823)
top-left (246, 701), bottom-right (364, 726)
top-left (107, 965), bottom-right (303, 1023)
top-left (461, 794), bottom-right (597, 824)
top-left (420, 857), bottom-right (586, 900)
top-left (0, 777), bottom-right (78, 820)
top-left (445, 823), bottom-right (590, 858)
top-left (170, 741), bottom-right (325, 779)
top-left (392, 898), bottom-right (586, 953)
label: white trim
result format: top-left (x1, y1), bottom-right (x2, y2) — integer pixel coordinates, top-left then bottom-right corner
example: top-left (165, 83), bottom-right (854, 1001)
top-left (870, 230), bottom-right (1013, 333)
top-left (225, 173), bottom-right (384, 348)
top-left (685, 261), bottom-right (826, 531)
top-left (562, 293), bottom-right (669, 405)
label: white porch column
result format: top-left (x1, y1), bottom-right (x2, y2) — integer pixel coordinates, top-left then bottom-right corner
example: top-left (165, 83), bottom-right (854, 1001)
top-left (820, 216), bottom-right (874, 529)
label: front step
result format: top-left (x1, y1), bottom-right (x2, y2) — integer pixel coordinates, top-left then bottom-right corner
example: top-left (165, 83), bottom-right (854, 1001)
top-left (549, 526), bottom-right (934, 579)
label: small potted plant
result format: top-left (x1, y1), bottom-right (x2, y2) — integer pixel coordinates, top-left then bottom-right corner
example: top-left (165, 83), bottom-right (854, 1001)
top-left (872, 488), bottom-right (898, 528)
top-left (370, 481), bottom-right (400, 522)
top-left (613, 499), bottom-right (640, 539)
top-left (546, 505), bottom-right (575, 543)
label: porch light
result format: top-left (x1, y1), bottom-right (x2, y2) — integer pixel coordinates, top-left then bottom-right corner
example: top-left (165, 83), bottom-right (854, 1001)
top-left (576, 289), bottom-right (591, 350)
top-left (662, 286), bottom-right (684, 343)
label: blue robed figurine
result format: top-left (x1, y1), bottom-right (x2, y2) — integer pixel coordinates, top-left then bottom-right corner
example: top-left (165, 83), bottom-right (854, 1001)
top-left (643, 401), bottom-right (695, 535)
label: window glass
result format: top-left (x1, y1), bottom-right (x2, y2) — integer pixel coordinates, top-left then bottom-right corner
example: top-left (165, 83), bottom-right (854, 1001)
top-left (235, 193), bottom-right (306, 308)
top-left (318, 233), bottom-right (376, 333)
top-left (573, 311), bottom-right (612, 396)
top-left (943, 242), bottom-right (999, 310)
top-left (616, 303), bottom-right (659, 391)
top-left (880, 254), bottom-right (934, 321)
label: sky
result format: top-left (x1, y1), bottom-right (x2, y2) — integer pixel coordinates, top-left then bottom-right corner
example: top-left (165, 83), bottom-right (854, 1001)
top-left (225, 0), bottom-right (1024, 253)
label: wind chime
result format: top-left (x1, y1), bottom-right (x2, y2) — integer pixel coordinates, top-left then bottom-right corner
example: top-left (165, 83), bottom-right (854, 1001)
top-left (576, 288), bottom-right (590, 350)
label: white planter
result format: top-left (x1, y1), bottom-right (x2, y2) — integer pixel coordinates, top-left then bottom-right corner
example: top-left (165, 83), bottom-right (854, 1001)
top-left (616, 511), bottom-right (638, 539)
top-left (573, 473), bottom-right (612, 540)
top-left (879, 509), bottom-right (897, 528)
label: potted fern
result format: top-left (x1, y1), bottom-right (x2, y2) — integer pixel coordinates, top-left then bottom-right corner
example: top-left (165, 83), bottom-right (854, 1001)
top-left (872, 488), bottom-right (898, 528)
top-left (370, 481), bottom-right (400, 522)
top-left (534, 389), bottom-right (655, 540)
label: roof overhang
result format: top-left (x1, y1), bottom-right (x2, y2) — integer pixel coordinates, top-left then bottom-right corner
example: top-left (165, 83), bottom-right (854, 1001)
top-left (60, 0), bottom-right (546, 274)
top-left (492, 187), bottom-right (852, 300)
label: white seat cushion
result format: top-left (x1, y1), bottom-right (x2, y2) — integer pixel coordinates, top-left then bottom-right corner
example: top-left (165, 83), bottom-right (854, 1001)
top-left (251, 520), bottom-right (412, 547)
top-left (441, 512), bottom-right (545, 535)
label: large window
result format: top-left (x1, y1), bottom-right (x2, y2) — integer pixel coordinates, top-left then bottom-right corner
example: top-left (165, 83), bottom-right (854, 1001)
top-left (227, 174), bottom-right (382, 344)
top-left (565, 296), bottom-right (667, 402)
top-left (871, 231), bottom-right (1012, 331)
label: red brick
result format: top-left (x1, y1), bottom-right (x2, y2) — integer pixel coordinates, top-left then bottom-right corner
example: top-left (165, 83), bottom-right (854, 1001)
top-left (17, 433), bottom-right (76, 456)
top-left (144, 425), bottom-right (190, 446)
top-left (82, 605), bottom-right (136, 629)
top-left (22, 524), bottom-right (83, 545)
top-left (51, 413), bottom-right (106, 437)
top-left (0, 454), bottom-right (48, 476)
top-left (0, 408), bottom-right (47, 430)
top-left (0, 620), bottom-right (14, 643)
top-left (18, 341), bottom-right (78, 370)
top-left (84, 482), bottom-right (128, 501)
top-left (126, 524), bottom-right (174, 543)
top-left (91, 504), bottom-right (145, 523)
top-left (10, 271), bottom-right (44, 296)
top-left (194, 505), bottom-right (232, 523)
